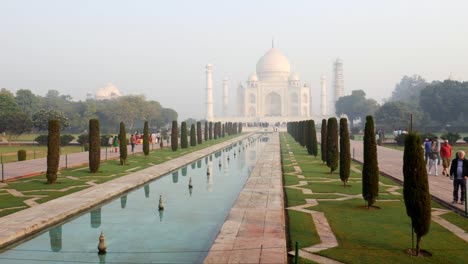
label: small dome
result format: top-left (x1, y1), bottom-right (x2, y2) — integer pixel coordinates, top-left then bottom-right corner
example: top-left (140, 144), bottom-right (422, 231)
top-left (248, 73), bottom-right (258, 82)
top-left (256, 48), bottom-right (291, 76)
top-left (289, 72), bottom-right (300, 81)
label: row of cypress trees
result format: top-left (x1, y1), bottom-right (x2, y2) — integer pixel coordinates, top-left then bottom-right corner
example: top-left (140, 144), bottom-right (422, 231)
top-left (170, 121), bottom-right (242, 151)
top-left (287, 115), bottom-right (431, 255)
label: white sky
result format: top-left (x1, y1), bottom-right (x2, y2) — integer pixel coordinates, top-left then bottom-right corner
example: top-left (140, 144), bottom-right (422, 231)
top-left (1, 0), bottom-right (467, 120)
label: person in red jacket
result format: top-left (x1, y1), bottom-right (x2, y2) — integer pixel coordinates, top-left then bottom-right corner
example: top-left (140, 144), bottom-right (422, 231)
top-left (440, 139), bottom-right (452, 176)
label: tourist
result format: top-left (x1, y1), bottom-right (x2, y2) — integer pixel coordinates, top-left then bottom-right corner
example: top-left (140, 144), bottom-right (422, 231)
top-left (108, 136), bottom-right (114, 152)
top-left (440, 139), bottom-right (452, 176)
top-left (130, 134), bottom-right (136, 153)
top-left (449, 151), bottom-right (468, 205)
top-left (427, 141), bottom-right (439, 176)
top-left (424, 139), bottom-right (432, 164)
top-left (434, 136), bottom-right (442, 165)
top-left (113, 136), bottom-right (119, 153)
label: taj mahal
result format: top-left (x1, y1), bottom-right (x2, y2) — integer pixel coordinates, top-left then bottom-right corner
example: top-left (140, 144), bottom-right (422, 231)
top-left (205, 44), bottom-right (344, 124)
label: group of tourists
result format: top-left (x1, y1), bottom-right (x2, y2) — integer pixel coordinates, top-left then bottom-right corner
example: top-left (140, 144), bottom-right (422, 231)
top-left (423, 137), bottom-right (467, 205)
top-left (109, 132), bottom-right (163, 153)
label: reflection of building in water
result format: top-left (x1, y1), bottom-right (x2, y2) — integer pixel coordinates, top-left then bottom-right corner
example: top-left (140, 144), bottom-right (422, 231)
top-left (49, 226), bottom-right (62, 252)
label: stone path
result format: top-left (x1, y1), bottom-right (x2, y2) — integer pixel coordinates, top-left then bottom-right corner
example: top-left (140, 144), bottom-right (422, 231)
top-left (0, 144), bottom-right (154, 181)
top-left (349, 140), bottom-right (466, 213)
top-left (204, 133), bottom-right (287, 264)
top-left (0, 134), bottom-right (253, 249)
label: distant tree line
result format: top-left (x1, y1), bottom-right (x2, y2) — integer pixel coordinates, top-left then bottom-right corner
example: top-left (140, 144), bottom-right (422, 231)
top-left (335, 76), bottom-right (468, 133)
top-left (0, 88), bottom-right (178, 138)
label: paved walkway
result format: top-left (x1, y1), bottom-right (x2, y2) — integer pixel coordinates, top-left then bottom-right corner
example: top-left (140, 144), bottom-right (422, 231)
top-left (204, 133), bottom-right (287, 264)
top-left (0, 134), bottom-right (253, 249)
top-left (349, 140), bottom-right (466, 214)
top-left (0, 143), bottom-right (161, 181)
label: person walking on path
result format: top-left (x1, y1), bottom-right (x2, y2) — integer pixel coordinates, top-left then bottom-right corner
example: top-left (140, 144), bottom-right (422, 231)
top-left (434, 136), bottom-right (442, 165)
top-left (428, 140), bottom-right (439, 176)
top-left (113, 136), bottom-right (119, 153)
top-left (108, 136), bottom-right (114, 152)
top-left (130, 134), bottom-right (136, 153)
top-left (424, 138), bottom-right (432, 164)
top-left (440, 139), bottom-right (452, 176)
top-left (449, 151), bottom-right (468, 205)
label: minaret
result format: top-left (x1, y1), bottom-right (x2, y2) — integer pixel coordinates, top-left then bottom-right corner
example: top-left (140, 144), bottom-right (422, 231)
top-left (222, 78), bottom-right (228, 117)
top-left (321, 74), bottom-right (327, 116)
top-left (205, 64), bottom-right (214, 121)
top-left (332, 58), bottom-right (344, 115)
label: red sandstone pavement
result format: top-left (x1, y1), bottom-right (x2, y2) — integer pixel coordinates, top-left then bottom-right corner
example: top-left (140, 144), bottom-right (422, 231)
top-left (349, 140), bottom-right (467, 214)
top-left (0, 143), bottom-right (160, 181)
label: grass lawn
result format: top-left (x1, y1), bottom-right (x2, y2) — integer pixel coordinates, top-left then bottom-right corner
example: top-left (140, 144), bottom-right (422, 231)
top-left (0, 145), bottom-right (85, 163)
top-left (0, 134), bottom-right (243, 217)
top-left (281, 132), bottom-right (468, 264)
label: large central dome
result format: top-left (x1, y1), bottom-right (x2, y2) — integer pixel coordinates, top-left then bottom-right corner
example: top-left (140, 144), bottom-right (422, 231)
top-left (256, 48), bottom-right (291, 80)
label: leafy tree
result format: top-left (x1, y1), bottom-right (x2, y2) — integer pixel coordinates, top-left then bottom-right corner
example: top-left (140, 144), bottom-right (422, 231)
top-left (196, 122), bottom-right (202, 144)
top-left (0, 88), bottom-right (21, 113)
top-left (391, 75), bottom-right (428, 103)
top-left (362, 116), bottom-right (379, 208)
top-left (181, 122), bottom-right (188, 148)
top-left (119, 122), bottom-right (127, 165)
top-left (89, 119), bottom-right (100, 173)
top-left (326, 118), bottom-right (339, 173)
top-left (339, 118), bottom-right (351, 186)
top-left (171, 121), bottom-right (178, 151)
top-left (190, 124), bottom-right (196, 146)
top-left (419, 80), bottom-right (468, 125)
top-left (440, 132), bottom-right (460, 145)
top-left (32, 109), bottom-right (70, 131)
top-left (321, 119), bottom-right (327, 164)
top-left (0, 112), bottom-right (32, 141)
top-left (15, 89), bottom-right (40, 117)
top-left (403, 133), bottom-right (431, 255)
top-left (143, 121), bottom-right (149, 156)
top-left (46, 120), bottom-right (60, 184)
top-left (335, 90), bottom-right (379, 127)
top-left (60, 135), bottom-right (75, 146)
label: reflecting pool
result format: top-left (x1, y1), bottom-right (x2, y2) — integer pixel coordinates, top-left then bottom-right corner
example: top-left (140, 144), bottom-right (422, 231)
top-left (0, 136), bottom-right (266, 263)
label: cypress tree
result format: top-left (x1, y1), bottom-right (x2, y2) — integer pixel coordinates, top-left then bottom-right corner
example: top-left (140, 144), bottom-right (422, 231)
top-left (204, 121), bottom-right (208, 141)
top-left (326, 117), bottom-right (339, 173)
top-left (239, 123), bottom-right (243, 133)
top-left (209, 122), bottom-right (213, 140)
top-left (197, 121), bottom-right (202, 144)
top-left (46, 119), bottom-right (60, 184)
top-left (143, 121), bottom-right (149, 156)
top-left (339, 118), bottom-right (351, 186)
top-left (321, 119), bottom-right (327, 164)
top-left (362, 115), bottom-right (379, 208)
top-left (311, 120), bottom-right (318, 157)
top-left (89, 119), bottom-right (100, 173)
top-left (190, 124), bottom-right (196, 146)
top-left (222, 124), bottom-right (225, 137)
top-left (181, 121), bottom-right (188, 148)
top-left (305, 120), bottom-right (313, 155)
top-left (119, 122), bottom-right (127, 165)
top-left (403, 133), bottom-right (431, 255)
top-left (214, 122), bottom-right (218, 140)
top-left (171, 120), bottom-right (178, 151)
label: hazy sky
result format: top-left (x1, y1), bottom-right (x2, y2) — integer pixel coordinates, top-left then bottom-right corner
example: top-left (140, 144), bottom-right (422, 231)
top-left (1, 0), bottom-right (467, 120)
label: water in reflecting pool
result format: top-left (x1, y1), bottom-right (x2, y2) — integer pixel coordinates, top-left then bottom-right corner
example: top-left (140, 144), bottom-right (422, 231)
top-left (0, 136), bottom-right (267, 263)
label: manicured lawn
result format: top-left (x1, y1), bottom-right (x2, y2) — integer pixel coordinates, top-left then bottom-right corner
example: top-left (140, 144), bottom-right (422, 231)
top-left (0, 134), bottom-right (243, 217)
top-left (281, 132), bottom-right (468, 264)
top-left (0, 145), bottom-right (85, 163)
